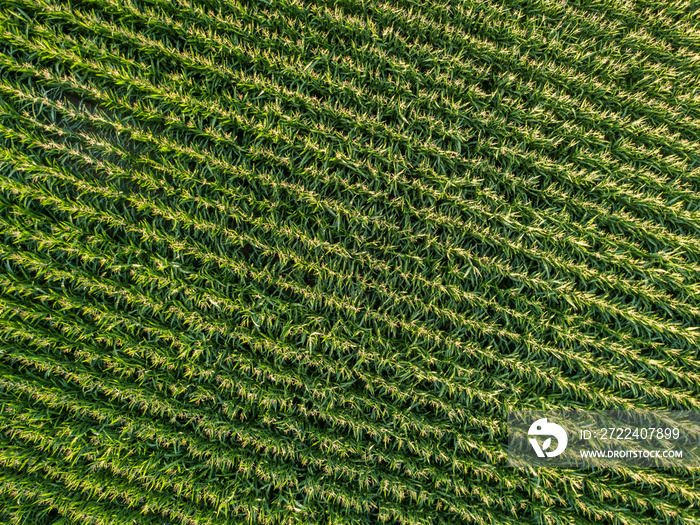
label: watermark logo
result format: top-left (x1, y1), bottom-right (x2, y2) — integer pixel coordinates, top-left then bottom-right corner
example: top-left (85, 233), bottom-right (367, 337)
top-left (509, 410), bottom-right (700, 469)
top-left (528, 417), bottom-right (568, 458)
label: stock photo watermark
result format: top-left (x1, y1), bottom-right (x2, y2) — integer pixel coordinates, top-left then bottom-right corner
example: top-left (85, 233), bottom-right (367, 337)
top-left (508, 411), bottom-right (700, 469)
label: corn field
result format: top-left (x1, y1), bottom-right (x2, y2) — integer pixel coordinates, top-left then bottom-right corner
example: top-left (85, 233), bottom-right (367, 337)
top-left (0, 0), bottom-right (699, 523)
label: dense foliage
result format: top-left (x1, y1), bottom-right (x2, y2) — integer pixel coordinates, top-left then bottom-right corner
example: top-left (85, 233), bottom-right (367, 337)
top-left (0, 0), bottom-right (699, 523)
